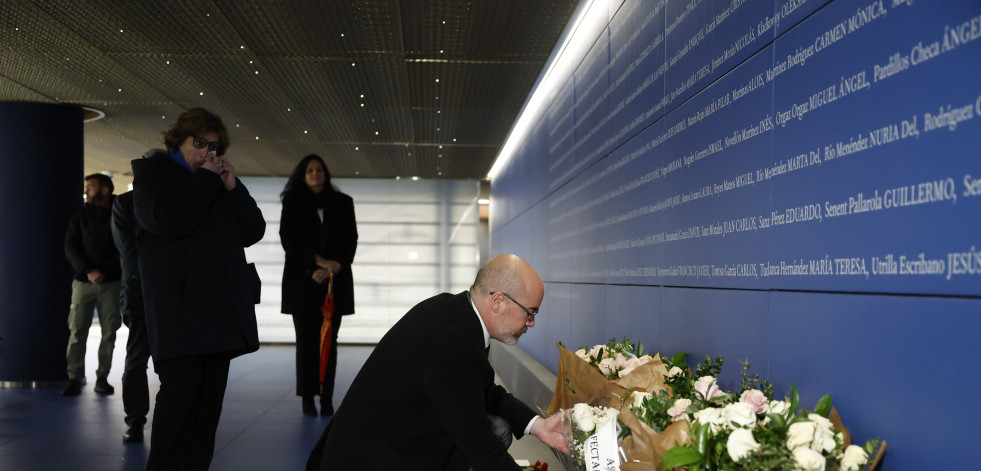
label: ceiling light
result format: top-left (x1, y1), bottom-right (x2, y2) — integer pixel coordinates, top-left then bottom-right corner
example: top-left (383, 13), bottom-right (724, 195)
top-left (435, 78), bottom-right (440, 83)
top-left (478, 199), bottom-right (490, 205)
top-left (304, 130), bottom-right (308, 134)
top-left (490, 0), bottom-right (602, 179)
top-left (255, 136), bottom-right (259, 140)
top-left (199, 92), bottom-right (204, 96)
top-left (412, 177), bottom-right (419, 181)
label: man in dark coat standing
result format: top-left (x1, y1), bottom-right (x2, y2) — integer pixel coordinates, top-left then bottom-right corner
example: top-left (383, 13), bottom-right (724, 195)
top-left (62, 173), bottom-right (122, 396)
top-left (308, 254), bottom-right (568, 471)
top-left (110, 190), bottom-right (151, 443)
top-left (132, 108), bottom-right (266, 470)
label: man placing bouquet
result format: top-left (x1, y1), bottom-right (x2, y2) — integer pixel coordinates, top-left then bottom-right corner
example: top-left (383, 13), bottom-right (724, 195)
top-left (308, 253), bottom-right (567, 470)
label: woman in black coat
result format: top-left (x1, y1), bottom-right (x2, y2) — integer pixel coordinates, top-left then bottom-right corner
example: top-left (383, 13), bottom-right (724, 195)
top-left (280, 154), bottom-right (358, 416)
top-left (132, 108), bottom-right (265, 470)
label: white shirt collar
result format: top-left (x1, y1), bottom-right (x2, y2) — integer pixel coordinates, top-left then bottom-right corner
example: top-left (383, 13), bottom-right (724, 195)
top-left (468, 292), bottom-right (490, 349)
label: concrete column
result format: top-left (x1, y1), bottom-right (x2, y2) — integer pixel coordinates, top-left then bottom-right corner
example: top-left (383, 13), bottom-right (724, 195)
top-left (0, 102), bottom-right (84, 387)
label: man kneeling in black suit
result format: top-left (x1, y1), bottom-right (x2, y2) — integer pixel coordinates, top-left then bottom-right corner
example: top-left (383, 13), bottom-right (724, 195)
top-left (307, 253), bottom-right (568, 471)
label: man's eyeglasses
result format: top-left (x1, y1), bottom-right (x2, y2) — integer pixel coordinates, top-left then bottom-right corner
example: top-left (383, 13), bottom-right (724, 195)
top-left (490, 291), bottom-right (538, 322)
top-left (192, 136), bottom-right (219, 152)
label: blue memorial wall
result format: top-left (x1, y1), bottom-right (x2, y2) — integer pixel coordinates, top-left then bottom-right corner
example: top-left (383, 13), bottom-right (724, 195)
top-left (491, 1), bottom-right (981, 469)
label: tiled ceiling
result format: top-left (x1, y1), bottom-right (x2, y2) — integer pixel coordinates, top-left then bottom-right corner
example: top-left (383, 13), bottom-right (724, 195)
top-left (0, 0), bottom-right (579, 180)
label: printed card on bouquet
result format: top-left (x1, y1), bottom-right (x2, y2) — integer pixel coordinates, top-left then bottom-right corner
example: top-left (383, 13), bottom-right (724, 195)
top-left (584, 419), bottom-right (621, 471)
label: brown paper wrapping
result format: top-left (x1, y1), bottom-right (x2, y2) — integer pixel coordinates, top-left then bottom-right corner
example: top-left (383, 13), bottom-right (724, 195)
top-left (547, 344), bottom-right (885, 470)
top-left (547, 345), bottom-right (671, 415)
top-left (618, 407), bottom-right (691, 471)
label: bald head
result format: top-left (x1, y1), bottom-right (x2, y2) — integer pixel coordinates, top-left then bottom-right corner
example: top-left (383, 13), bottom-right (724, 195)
top-left (470, 254), bottom-right (544, 345)
top-left (470, 254), bottom-right (542, 300)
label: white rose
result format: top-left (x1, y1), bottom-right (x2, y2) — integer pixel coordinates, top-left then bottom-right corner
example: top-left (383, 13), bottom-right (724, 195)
top-left (693, 376), bottom-right (723, 400)
top-left (726, 428), bottom-right (761, 462)
top-left (693, 407), bottom-right (725, 434)
top-left (840, 445), bottom-right (869, 471)
top-left (667, 398), bottom-right (692, 423)
top-left (578, 415), bottom-right (596, 433)
top-left (807, 414), bottom-right (837, 453)
top-left (575, 348), bottom-right (589, 360)
top-left (630, 391), bottom-right (652, 410)
top-left (667, 366), bottom-right (684, 377)
top-left (723, 402), bottom-right (757, 428)
top-left (769, 399), bottom-right (790, 417)
top-left (786, 422), bottom-right (816, 451)
top-left (598, 358), bottom-right (618, 376)
top-left (792, 447), bottom-right (826, 471)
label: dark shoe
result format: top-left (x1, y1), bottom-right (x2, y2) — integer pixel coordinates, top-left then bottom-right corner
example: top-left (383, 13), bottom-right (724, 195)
top-left (123, 424), bottom-right (144, 443)
top-left (320, 402), bottom-right (334, 416)
top-left (302, 396), bottom-right (317, 417)
top-left (94, 378), bottom-right (114, 395)
top-left (61, 378), bottom-right (83, 396)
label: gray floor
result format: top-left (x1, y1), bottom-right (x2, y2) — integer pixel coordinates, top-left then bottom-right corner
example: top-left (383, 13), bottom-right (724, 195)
top-left (0, 326), bottom-right (558, 470)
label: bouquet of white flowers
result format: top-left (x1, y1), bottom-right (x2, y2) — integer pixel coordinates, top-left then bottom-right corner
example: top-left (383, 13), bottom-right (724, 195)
top-left (559, 402), bottom-right (625, 471)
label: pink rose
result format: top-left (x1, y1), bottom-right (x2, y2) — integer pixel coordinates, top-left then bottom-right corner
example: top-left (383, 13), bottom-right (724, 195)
top-left (667, 398), bottom-right (692, 422)
top-left (740, 389), bottom-right (769, 415)
top-left (693, 376), bottom-right (722, 400)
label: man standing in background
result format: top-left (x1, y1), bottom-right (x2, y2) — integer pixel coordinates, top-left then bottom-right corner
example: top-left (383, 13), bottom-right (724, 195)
top-left (111, 190), bottom-right (151, 442)
top-left (62, 173), bottom-right (122, 396)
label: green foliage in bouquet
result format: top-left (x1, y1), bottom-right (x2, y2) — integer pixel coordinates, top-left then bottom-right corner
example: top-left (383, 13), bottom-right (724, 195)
top-left (661, 381), bottom-right (882, 471)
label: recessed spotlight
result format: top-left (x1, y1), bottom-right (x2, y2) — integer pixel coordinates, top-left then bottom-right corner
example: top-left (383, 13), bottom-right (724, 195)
top-left (360, 103), bottom-right (365, 107)
top-left (254, 70), bottom-right (259, 74)
top-left (287, 108), bottom-right (291, 111)
top-left (437, 128), bottom-right (441, 131)
top-left (355, 146), bottom-right (359, 150)
top-left (435, 78), bottom-right (440, 83)
top-left (375, 131), bottom-right (379, 135)
top-left (119, 29), bottom-right (124, 33)
top-left (304, 130), bottom-right (308, 134)
top-left (255, 136), bottom-right (259, 140)
top-left (199, 92), bottom-right (204, 96)
top-left (351, 62), bottom-right (356, 66)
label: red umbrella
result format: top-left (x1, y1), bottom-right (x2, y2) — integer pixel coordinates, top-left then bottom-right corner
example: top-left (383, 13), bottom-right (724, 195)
top-left (319, 272), bottom-right (335, 395)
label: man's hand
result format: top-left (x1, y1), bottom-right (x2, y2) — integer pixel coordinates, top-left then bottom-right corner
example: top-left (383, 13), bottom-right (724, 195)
top-left (86, 269), bottom-right (105, 284)
top-left (530, 413), bottom-right (569, 454)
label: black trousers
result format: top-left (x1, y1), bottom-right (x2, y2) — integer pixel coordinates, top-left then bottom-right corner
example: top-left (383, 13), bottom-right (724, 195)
top-left (292, 311), bottom-right (342, 405)
top-left (147, 354), bottom-right (231, 471)
top-left (122, 311), bottom-right (151, 427)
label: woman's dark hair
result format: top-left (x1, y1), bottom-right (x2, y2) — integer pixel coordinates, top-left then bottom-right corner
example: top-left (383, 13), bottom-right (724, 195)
top-left (280, 154), bottom-right (335, 202)
top-left (162, 107), bottom-right (230, 156)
